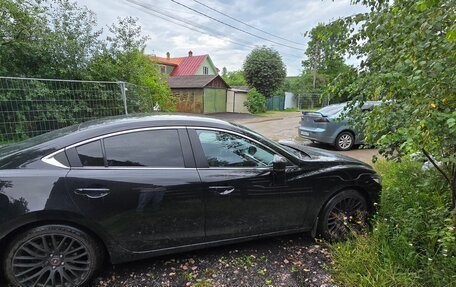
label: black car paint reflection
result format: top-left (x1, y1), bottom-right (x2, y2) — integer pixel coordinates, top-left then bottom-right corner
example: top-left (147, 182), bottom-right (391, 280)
top-left (0, 114), bottom-right (381, 265)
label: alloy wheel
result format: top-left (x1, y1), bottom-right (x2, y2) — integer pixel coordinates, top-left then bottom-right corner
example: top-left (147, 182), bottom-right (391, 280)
top-left (337, 133), bottom-right (353, 150)
top-left (11, 234), bottom-right (91, 287)
top-left (327, 197), bottom-right (366, 238)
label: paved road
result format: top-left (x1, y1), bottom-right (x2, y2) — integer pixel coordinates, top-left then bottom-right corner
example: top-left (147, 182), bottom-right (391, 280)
top-left (211, 112), bottom-right (379, 165)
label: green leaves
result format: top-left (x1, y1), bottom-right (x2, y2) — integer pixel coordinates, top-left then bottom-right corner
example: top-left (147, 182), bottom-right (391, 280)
top-left (243, 88), bottom-right (266, 114)
top-left (243, 46), bottom-right (286, 97)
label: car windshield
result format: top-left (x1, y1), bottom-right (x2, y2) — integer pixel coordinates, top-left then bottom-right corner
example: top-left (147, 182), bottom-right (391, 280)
top-left (0, 124), bottom-right (79, 156)
top-left (280, 145), bottom-right (307, 160)
top-left (232, 123), bottom-right (306, 161)
top-left (317, 103), bottom-right (347, 116)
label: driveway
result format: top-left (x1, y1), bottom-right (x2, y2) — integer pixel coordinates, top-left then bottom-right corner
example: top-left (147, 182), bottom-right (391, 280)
top-left (211, 112), bottom-right (379, 165)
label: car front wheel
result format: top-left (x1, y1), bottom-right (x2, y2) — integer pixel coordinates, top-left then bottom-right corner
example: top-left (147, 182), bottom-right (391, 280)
top-left (335, 131), bottom-right (354, 151)
top-left (317, 190), bottom-right (368, 240)
top-left (3, 224), bottom-right (102, 287)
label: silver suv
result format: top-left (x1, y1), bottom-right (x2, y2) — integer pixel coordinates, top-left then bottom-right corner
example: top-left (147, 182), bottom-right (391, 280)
top-left (298, 101), bottom-right (380, 151)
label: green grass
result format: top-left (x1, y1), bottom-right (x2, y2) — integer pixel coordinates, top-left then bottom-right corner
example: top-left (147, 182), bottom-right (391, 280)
top-left (330, 160), bottom-right (456, 287)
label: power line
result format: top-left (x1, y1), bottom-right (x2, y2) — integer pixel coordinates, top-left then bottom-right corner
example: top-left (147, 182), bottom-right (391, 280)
top-left (190, 0), bottom-right (304, 46)
top-left (168, 0), bottom-right (306, 51)
top-left (125, 0), bottom-right (304, 59)
top-left (126, 0), bottom-right (257, 50)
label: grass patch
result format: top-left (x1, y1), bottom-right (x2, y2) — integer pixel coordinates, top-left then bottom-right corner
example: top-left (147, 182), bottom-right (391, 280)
top-left (331, 160), bottom-right (456, 287)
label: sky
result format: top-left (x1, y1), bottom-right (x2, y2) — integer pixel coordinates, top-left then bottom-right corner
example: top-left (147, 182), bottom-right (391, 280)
top-left (75, 0), bottom-right (368, 76)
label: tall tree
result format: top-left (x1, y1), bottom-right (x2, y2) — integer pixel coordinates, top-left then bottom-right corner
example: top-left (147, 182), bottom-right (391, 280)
top-left (302, 21), bottom-right (349, 91)
top-left (0, 0), bottom-right (101, 79)
top-left (331, 0), bottom-right (456, 213)
top-left (88, 17), bottom-right (173, 111)
top-left (243, 46), bottom-right (286, 97)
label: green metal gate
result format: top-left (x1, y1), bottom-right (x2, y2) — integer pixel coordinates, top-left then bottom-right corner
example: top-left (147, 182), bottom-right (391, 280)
top-left (204, 88), bottom-right (226, 113)
top-left (266, 95), bottom-right (285, 111)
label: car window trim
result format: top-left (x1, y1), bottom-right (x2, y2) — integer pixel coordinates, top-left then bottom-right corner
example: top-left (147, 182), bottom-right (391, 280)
top-left (42, 126), bottom-right (189, 169)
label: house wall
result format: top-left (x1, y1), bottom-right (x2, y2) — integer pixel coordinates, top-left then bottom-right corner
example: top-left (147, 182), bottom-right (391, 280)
top-left (172, 88), bottom-right (204, 113)
top-left (196, 58), bottom-right (217, 75)
top-left (227, 90), bottom-right (249, 113)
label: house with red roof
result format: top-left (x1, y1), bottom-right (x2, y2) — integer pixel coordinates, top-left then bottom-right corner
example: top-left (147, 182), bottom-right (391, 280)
top-left (148, 51), bottom-right (218, 76)
top-left (148, 51), bottom-right (231, 114)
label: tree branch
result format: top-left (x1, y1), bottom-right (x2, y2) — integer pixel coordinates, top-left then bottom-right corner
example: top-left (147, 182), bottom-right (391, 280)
top-left (422, 148), bottom-right (451, 184)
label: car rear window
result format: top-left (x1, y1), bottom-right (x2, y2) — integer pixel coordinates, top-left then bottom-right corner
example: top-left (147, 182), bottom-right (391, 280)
top-left (317, 104), bottom-right (346, 116)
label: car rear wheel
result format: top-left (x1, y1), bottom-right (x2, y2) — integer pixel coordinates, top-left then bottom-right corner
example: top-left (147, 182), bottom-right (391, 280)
top-left (317, 190), bottom-right (368, 240)
top-left (335, 131), bottom-right (354, 151)
top-left (3, 225), bottom-right (102, 287)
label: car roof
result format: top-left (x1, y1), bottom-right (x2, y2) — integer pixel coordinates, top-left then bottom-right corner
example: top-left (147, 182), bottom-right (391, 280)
top-left (77, 113), bottom-right (233, 131)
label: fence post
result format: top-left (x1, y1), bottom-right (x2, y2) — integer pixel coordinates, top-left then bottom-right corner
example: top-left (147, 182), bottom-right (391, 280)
top-left (119, 81), bottom-right (128, 115)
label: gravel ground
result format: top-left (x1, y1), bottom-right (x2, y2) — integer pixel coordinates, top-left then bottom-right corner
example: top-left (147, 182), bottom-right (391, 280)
top-left (90, 234), bottom-right (334, 287)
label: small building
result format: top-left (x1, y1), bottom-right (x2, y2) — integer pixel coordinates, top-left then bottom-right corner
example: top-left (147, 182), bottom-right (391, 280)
top-left (167, 75), bottom-right (230, 114)
top-left (227, 86), bottom-right (249, 113)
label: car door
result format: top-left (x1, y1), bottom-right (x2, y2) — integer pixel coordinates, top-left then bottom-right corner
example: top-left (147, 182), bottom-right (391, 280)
top-left (188, 127), bottom-right (309, 242)
top-left (65, 128), bottom-right (205, 252)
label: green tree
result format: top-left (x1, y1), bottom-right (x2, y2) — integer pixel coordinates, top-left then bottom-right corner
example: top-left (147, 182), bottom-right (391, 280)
top-left (302, 21), bottom-right (348, 91)
top-left (222, 69), bottom-right (247, 86)
top-left (0, 0), bottom-right (101, 79)
top-left (243, 46), bottom-right (286, 97)
top-left (88, 17), bottom-right (174, 111)
top-left (330, 0), bottom-right (456, 212)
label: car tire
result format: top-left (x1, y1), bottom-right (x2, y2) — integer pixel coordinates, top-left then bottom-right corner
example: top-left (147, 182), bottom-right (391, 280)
top-left (3, 224), bottom-right (103, 287)
top-left (335, 131), bottom-right (354, 151)
top-left (317, 190), bottom-right (368, 240)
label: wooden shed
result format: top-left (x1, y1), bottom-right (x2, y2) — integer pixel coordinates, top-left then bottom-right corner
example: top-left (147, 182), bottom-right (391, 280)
top-left (167, 75), bottom-right (230, 114)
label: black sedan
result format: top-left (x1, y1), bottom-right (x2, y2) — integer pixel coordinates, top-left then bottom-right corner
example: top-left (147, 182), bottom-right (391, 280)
top-left (0, 114), bottom-right (381, 287)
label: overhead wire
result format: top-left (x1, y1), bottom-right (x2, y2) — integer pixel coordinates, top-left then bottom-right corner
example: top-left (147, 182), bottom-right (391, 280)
top-left (126, 0), bottom-right (257, 49)
top-left (190, 0), bottom-right (304, 46)
top-left (125, 0), bottom-right (304, 59)
top-left (168, 0), bottom-right (306, 51)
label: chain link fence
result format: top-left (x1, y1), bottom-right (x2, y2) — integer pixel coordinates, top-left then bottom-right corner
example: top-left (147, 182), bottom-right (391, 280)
top-left (0, 77), bottom-right (154, 144)
top-left (297, 93), bottom-right (330, 109)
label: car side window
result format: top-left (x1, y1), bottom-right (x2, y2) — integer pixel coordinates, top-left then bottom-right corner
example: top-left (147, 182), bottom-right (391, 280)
top-left (76, 140), bottom-right (104, 167)
top-left (196, 130), bottom-right (275, 168)
top-left (103, 129), bottom-right (185, 167)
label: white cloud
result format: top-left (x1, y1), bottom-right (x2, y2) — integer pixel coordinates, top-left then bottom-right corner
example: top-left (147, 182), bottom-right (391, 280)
top-left (76, 0), bottom-right (368, 76)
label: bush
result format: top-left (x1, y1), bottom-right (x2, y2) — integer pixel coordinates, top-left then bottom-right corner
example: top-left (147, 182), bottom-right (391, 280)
top-left (244, 88), bottom-right (266, 114)
top-left (331, 160), bottom-right (456, 287)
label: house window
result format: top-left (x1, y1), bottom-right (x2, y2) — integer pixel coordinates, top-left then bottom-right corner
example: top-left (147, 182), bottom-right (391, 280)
top-left (203, 66), bottom-right (209, 75)
top-left (159, 65), bottom-right (167, 74)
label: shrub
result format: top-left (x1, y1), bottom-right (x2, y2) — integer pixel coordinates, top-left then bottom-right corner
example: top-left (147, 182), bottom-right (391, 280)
top-left (331, 160), bottom-right (456, 287)
top-left (244, 88), bottom-right (266, 114)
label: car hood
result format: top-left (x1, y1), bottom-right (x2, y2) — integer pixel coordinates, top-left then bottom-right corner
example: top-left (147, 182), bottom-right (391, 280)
top-left (279, 140), bottom-right (372, 169)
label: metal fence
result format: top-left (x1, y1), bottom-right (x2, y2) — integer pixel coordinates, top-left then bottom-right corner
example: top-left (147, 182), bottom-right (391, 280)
top-left (297, 93), bottom-right (330, 109)
top-left (0, 76), bottom-right (153, 144)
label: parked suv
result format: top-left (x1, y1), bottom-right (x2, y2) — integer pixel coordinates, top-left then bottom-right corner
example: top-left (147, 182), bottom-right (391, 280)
top-left (298, 101), bottom-right (381, 151)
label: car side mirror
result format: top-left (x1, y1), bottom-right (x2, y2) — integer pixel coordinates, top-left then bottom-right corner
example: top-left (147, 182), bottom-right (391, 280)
top-left (272, 155), bottom-right (287, 172)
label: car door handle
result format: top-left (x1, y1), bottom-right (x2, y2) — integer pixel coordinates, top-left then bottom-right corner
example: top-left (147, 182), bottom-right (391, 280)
top-left (74, 188), bottom-right (111, 199)
top-left (209, 186), bottom-right (235, 195)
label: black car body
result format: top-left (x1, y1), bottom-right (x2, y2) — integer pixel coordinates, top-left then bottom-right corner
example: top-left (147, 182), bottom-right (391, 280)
top-left (0, 114), bottom-right (381, 286)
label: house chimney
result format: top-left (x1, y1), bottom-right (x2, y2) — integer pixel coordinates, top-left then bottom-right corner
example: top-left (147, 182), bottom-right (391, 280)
top-left (166, 52), bottom-right (170, 59)
top-left (188, 50), bottom-right (193, 57)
